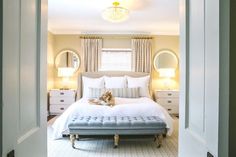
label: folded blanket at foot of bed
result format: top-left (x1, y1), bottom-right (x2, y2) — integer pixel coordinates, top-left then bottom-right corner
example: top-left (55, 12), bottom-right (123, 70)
top-left (68, 116), bottom-right (167, 148)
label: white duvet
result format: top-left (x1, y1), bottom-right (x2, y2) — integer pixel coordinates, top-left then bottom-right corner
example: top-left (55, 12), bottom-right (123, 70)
top-left (52, 97), bottom-right (174, 139)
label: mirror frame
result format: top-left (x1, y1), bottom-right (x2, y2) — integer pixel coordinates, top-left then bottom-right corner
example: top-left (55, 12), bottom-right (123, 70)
top-left (153, 49), bottom-right (179, 71)
top-left (55, 49), bottom-right (81, 73)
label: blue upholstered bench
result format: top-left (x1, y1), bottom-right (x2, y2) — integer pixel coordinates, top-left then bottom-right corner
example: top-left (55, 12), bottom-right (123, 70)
top-left (68, 116), bottom-right (166, 148)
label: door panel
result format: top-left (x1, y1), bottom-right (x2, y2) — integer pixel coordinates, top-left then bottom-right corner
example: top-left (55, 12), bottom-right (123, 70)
top-left (188, 0), bottom-right (205, 137)
top-left (2, 0), bottom-right (47, 156)
top-left (19, 0), bottom-right (38, 136)
top-left (179, 0), bottom-right (219, 156)
top-left (204, 0), bottom-right (219, 152)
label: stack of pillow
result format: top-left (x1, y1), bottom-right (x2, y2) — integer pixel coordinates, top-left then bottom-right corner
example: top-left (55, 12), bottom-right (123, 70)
top-left (82, 75), bottom-right (150, 99)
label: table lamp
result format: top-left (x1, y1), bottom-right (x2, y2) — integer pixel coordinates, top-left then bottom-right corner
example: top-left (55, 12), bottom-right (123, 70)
top-left (58, 67), bottom-right (74, 90)
top-left (158, 68), bottom-right (175, 90)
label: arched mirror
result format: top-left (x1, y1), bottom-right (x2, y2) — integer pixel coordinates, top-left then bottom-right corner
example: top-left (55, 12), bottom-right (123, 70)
top-left (55, 50), bottom-right (80, 75)
top-left (153, 49), bottom-right (178, 71)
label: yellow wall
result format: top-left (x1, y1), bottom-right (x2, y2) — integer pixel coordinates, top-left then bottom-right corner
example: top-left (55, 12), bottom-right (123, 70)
top-left (47, 33), bottom-right (179, 91)
top-left (47, 32), bottom-right (55, 90)
top-left (103, 37), bottom-right (131, 49)
top-left (53, 35), bottom-right (83, 89)
top-left (152, 36), bottom-right (179, 91)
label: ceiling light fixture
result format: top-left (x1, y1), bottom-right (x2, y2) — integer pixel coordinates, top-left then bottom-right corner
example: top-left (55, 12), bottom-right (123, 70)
top-left (102, 1), bottom-right (129, 23)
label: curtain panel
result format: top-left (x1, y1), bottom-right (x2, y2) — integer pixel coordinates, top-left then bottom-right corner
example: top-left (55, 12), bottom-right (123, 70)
top-left (132, 38), bottom-right (152, 73)
top-left (81, 38), bottom-right (102, 72)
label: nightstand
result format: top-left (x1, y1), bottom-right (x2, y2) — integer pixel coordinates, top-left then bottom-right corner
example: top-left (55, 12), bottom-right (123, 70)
top-left (154, 90), bottom-right (179, 115)
top-left (49, 89), bottom-right (76, 115)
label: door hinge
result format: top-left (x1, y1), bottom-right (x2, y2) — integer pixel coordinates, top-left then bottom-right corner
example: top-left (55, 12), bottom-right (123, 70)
top-left (7, 150), bottom-right (15, 157)
top-left (207, 152), bottom-right (214, 157)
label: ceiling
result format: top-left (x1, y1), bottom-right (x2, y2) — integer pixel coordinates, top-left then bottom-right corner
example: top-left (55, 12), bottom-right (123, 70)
top-left (48, 0), bottom-right (179, 35)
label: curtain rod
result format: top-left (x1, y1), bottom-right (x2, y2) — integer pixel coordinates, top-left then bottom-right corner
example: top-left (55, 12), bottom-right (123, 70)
top-left (132, 37), bottom-right (153, 39)
top-left (79, 36), bottom-right (153, 39)
top-left (79, 34), bottom-right (153, 39)
top-left (80, 36), bottom-right (102, 39)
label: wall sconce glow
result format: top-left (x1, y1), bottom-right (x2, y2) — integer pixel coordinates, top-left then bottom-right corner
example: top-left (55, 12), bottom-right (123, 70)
top-left (158, 68), bottom-right (175, 78)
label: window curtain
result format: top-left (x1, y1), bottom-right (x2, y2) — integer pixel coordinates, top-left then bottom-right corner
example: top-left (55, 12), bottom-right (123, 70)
top-left (132, 38), bottom-right (152, 73)
top-left (81, 37), bottom-right (102, 72)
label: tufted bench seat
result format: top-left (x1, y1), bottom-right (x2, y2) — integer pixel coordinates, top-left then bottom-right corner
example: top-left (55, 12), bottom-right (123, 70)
top-left (68, 116), bottom-right (166, 148)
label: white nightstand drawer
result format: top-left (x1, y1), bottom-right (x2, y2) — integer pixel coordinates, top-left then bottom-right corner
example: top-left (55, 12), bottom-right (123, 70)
top-left (155, 91), bottom-right (179, 98)
top-left (162, 105), bottom-right (179, 114)
top-left (49, 89), bottom-right (76, 97)
top-left (50, 104), bottom-right (69, 114)
top-left (48, 89), bottom-right (76, 115)
top-left (154, 90), bottom-right (179, 114)
top-left (50, 97), bottom-right (75, 105)
top-left (156, 98), bottom-right (179, 106)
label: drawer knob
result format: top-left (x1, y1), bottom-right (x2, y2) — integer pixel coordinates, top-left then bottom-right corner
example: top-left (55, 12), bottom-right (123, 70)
top-left (168, 109), bottom-right (172, 111)
top-left (60, 92), bottom-right (64, 95)
top-left (167, 93), bottom-right (172, 96)
top-left (60, 100), bottom-right (64, 102)
top-left (60, 107), bottom-right (65, 110)
top-left (167, 100), bottom-right (172, 103)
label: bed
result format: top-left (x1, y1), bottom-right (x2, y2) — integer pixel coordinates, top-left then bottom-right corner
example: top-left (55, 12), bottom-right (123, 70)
top-left (51, 71), bottom-right (173, 143)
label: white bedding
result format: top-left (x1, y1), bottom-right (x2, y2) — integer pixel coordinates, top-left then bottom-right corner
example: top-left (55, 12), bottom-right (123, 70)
top-left (52, 97), bottom-right (174, 139)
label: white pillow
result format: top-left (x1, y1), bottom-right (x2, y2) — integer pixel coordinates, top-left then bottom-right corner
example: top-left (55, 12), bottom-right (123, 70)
top-left (88, 87), bottom-right (140, 98)
top-left (104, 76), bottom-right (127, 88)
top-left (82, 76), bottom-right (105, 98)
top-left (126, 75), bottom-right (150, 97)
top-left (108, 87), bottom-right (140, 98)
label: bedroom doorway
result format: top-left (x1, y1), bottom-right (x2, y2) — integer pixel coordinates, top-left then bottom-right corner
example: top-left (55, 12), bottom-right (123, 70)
top-left (1, 0), bottom-right (234, 157)
top-left (46, 0), bottom-right (224, 157)
top-left (47, 1), bottom-right (180, 157)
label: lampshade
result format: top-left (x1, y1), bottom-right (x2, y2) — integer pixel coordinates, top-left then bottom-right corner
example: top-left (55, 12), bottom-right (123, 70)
top-left (102, 1), bottom-right (129, 23)
top-left (58, 67), bottom-right (74, 77)
top-left (158, 68), bottom-right (175, 78)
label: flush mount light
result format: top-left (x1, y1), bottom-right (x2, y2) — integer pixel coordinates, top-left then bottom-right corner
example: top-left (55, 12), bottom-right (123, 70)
top-left (102, 1), bottom-right (129, 23)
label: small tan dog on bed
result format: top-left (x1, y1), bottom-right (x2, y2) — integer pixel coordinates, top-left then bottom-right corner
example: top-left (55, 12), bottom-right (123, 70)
top-left (88, 91), bottom-right (115, 107)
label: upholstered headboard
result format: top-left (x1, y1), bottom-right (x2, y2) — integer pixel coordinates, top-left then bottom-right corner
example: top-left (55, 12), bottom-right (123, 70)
top-left (76, 71), bottom-right (151, 100)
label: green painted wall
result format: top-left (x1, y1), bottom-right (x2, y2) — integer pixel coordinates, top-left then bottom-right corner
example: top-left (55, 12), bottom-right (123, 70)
top-left (219, 0), bottom-right (236, 156)
top-left (219, 0), bottom-right (230, 156)
top-left (0, 0), bottom-right (2, 155)
top-left (229, 0), bottom-right (236, 156)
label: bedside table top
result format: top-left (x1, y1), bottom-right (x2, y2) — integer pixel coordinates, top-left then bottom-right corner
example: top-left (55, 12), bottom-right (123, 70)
top-left (155, 90), bottom-right (179, 92)
top-left (50, 89), bottom-right (76, 91)
top-left (49, 89), bottom-right (76, 97)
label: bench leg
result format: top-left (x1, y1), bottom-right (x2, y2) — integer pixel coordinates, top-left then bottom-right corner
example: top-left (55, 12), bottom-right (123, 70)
top-left (114, 134), bottom-right (119, 148)
top-left (155, 134), bottom-right (163, 148)
top-left (70, 134), bottom-right (76, 149)
top-left (163, 133), bottom-right (167, 138)
top-left (75, 134), bottom-right (79, 140)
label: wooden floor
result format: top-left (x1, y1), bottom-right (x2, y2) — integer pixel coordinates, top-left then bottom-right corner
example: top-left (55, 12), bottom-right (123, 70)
top-left (47, 117), bottom-right (178, 157)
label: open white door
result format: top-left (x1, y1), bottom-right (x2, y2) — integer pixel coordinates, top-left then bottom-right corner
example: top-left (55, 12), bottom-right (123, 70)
top-left (2, 0), bottom-right (47, 156)
top-left (179, 0), bottom-right (219, 157)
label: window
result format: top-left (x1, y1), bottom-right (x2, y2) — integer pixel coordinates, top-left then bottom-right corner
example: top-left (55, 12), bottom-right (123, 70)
top-left (99, 48), bottom-right (133, 71)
